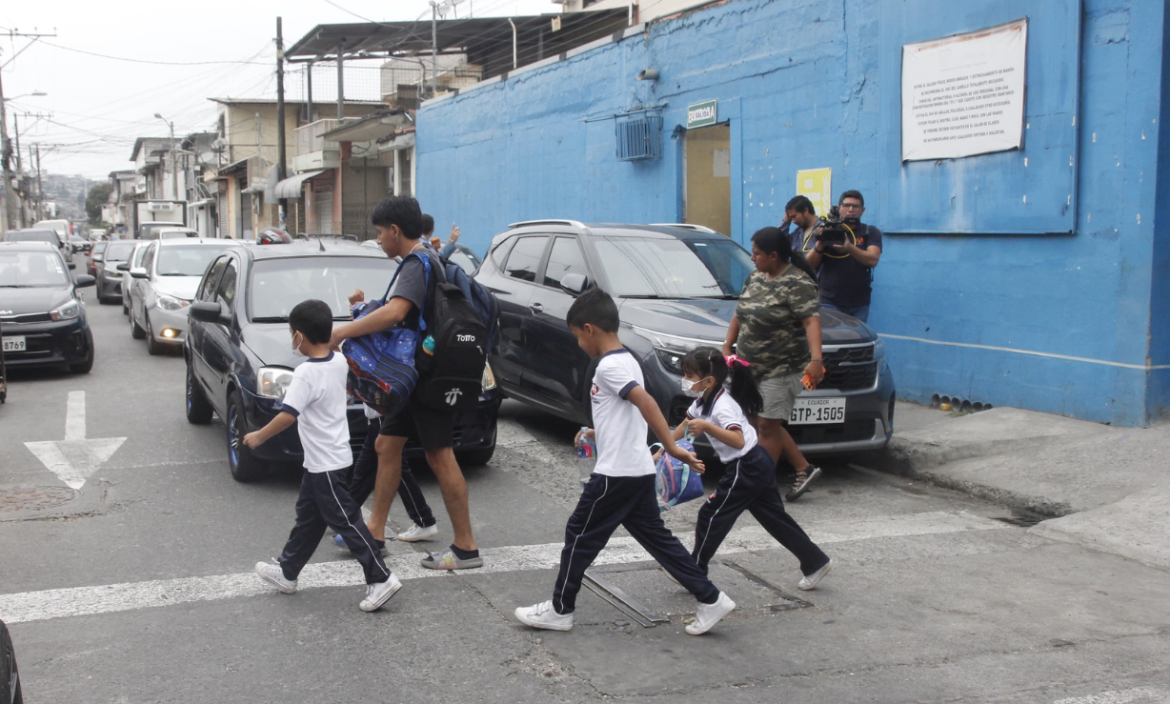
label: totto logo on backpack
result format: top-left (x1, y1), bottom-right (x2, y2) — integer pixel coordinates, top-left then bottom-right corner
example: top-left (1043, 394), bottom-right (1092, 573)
top-left (414, 252), bottom-right (488, 412)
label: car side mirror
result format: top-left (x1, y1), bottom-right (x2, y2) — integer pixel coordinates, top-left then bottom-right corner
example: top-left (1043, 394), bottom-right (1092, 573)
top-left (74, 274), bottom-right (96, 288)
top-left (68, 262), bottom-right (77, 270)
top-left (189, 300), bottom-right (224, 323)
top-left (116, 262), bottom-right (130, 271)
top-left (130, 267), bottom-right (148, 279)
top-left (560, 272), bottom-right (588, 296)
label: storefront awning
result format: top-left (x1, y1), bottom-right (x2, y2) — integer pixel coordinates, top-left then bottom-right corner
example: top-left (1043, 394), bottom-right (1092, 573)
top-left (274, 170), bottom-right (327, 200)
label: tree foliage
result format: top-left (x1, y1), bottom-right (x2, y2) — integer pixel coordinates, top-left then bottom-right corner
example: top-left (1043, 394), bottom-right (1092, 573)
top-left (85, 183), bottom-right (114, 224)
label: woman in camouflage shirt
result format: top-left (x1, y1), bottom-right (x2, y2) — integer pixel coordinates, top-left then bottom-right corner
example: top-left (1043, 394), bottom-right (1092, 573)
top-left (722, 227), bottom-right (826, 501)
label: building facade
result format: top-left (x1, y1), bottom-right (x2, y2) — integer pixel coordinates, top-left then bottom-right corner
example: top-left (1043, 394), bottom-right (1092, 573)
top-left (415, 0), bottom-right (1170, 426)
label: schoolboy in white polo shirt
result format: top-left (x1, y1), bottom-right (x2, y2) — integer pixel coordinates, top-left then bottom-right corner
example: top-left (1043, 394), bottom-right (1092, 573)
top-left (514, 288), bottom-right (736, 636)
top-left (245, 299), bottom-right (401, 612)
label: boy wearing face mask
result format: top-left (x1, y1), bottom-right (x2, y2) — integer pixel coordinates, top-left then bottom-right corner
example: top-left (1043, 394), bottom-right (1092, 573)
top-left (245, 299), bottom-right (401, 612)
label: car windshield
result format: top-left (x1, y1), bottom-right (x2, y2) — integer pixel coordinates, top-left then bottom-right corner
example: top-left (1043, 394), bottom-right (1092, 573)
top-left (156, 246), bottom-right (226, 277)
top-left (160, 231), bottom-right (194, 239)
top-left (105, 242), bottom-right (137, 261)
top-left (92, 242), bottom-right (108, 255)
top-left (249, 256), bottom-right (397, 321)
top-left (0, 251), bottom-right (70, 287)
top-left (447, 248), bottom-right (481, 276)
top-left (2, 231), bottom-right (57, 245)
top-left (593, 236), bottom-right (755, 298)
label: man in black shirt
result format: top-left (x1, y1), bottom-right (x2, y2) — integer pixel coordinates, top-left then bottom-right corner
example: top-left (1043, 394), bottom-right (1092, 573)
top-left (805, 190), bottom-right (882, 322)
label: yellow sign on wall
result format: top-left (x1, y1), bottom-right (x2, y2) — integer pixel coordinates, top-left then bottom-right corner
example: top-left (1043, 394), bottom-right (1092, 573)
top-left (796, 168), bottom-right (833, 218)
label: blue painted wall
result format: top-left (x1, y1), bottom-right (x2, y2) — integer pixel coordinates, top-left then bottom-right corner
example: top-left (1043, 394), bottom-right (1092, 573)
top-left (417, 0), bottom-right (1169, 426)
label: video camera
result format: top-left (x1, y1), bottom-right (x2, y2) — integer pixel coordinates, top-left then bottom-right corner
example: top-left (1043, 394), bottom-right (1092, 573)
top-left (816, 206), bottom-right (852, 248)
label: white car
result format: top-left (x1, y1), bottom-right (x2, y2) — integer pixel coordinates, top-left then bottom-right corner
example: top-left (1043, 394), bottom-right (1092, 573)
top-left (121, 242), bottom-right (152, 315)
top-left (155, 227), bottom-right (200, 240)
top-left (128, 239), bottom-right (240, 354)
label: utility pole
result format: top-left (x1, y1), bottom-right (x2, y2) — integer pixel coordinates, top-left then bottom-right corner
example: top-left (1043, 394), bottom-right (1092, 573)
top-left (34, 143), bottom-right (42, 221)
top-left (431, 3), bottom-right (439, 98)
top-left (0, 57), bottom-right (15, 230)
top-left (336, 43), bottom-right (345, 119)
top-left (275, 16), bottom-right (288, 229)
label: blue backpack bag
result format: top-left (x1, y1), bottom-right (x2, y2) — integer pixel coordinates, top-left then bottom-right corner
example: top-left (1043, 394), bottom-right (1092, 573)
top-left (651, 436), bottom-right (706, 510)
top-left (342, 252), bottom-right (431, 417)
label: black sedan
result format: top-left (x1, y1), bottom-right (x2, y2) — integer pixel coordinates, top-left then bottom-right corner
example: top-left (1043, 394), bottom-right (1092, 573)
top-left (184, 240), bottom-right (501, 482)
top-left (0, 242), bottom-right (96, 374)
top-left (0, 612), bottom-right (22, 704)
top-left (475, 221), bottom-right (895, 456)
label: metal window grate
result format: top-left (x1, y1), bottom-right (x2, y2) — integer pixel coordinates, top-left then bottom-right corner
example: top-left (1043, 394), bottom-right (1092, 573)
top-left (615, 115), bottom-right (663, 161)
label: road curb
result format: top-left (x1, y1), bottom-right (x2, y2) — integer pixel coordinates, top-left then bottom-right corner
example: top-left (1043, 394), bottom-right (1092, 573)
top-left (859, 441), bottom-right (1074, 519)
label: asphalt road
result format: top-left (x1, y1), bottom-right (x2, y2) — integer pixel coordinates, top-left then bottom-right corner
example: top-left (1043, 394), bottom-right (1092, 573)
top-left (1, 296), bottom-right (1168, 704)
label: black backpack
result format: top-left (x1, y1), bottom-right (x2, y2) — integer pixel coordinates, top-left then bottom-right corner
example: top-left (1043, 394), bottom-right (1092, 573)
top-left (414, 251), bottom-right (489, 412)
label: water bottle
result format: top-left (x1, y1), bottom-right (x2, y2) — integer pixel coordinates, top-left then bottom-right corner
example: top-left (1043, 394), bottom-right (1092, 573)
top-left (422, 334), bottom-right (436, 356)
top-left (576, 427), bottom-right (595, 490)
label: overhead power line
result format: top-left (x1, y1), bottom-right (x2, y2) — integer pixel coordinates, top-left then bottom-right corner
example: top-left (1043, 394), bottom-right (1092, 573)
top-left (38, 39), bottom-right (271, 66)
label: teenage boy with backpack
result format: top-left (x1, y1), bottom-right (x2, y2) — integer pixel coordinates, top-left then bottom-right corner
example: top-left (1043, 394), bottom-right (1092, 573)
top-left (331, 196), bottom-right (485, 570)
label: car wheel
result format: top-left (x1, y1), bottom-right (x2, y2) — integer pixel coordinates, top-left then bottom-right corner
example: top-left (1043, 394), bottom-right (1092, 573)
top-left (226, 393), bottom-right (265, 482)
top-left (145, 315), bottom-right (163, 356)
top-left (69, 331), bottom-right (95, 374)
top-left (185, 363), bottom-right (213, 425)
top-left (130, 310), bottom-right (145, 339)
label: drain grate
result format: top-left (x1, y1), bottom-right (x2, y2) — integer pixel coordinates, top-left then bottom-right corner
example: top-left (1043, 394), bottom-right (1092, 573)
top-left (0, 485), bottom-right (78, 512)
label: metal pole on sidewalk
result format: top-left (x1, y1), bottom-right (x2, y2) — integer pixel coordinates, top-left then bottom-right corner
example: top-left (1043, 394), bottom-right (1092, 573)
top-left (431, 3), bottom-right (439, 97)
top-left (336, 43), bottom-right (345, 119)
top-left (276, 16), bottom-right (288, 229)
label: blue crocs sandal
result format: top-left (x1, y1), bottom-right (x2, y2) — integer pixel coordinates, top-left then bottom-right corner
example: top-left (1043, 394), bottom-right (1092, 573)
top-left (332, 534), bottom-right (387, 555)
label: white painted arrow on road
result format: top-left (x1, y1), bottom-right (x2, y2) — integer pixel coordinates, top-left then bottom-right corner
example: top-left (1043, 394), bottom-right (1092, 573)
top-left (24, 391), bottom-right (126, 490)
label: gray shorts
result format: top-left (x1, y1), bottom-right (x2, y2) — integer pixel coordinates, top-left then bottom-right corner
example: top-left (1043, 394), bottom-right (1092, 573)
top-left (758, 373), bottom-right (803, 421)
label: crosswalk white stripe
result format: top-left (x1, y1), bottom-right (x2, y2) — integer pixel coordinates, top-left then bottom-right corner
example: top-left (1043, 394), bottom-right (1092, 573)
top-left (0, 511), bottom-right (1004, 624)
top-left (1053, 687), bottom-right (1170, 704)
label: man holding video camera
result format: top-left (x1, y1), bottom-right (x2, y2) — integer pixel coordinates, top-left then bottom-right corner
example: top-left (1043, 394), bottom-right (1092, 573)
top-left (804, 190), bottom-right (882, 323)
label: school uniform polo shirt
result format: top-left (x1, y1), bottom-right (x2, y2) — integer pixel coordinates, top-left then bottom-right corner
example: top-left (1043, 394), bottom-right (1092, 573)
top-left (686, 388), bottom-right (758, 464)
top-left (280, 352), bottom-right (353, 473)
top-left (590, 349), bottom-right (656, 478)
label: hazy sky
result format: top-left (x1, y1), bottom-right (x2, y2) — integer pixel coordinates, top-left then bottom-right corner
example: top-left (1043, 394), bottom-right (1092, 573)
top-left (1, 0), bottom-right (551, 179)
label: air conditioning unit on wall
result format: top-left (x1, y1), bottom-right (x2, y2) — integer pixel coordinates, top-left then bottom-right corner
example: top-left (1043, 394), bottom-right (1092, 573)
top-left (615, 115), bottom-right (663, 161)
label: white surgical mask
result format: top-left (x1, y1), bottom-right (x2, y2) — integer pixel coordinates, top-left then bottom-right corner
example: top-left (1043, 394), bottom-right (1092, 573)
top-left (291, 331), bottom-right (307, 358)
top-left (680, 377), bottom-right (705, 398)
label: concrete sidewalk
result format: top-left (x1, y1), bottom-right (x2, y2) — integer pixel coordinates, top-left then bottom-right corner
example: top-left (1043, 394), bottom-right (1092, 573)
top-left (862, 401), bottom-right (1170, 570)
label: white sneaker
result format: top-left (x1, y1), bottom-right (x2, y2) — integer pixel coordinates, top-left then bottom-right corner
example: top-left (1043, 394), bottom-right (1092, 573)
top-left (686, 592), bottom-right (736, 635)
top-left (798, 559), bottom-right (833, 591)
top-left (360, 574), bottom-right (403, 612)
top-left (397, 523), bottom-right (439, 542)
top-left (254, 561), bottom-right (297, 594)
top-left (514, 600), bottom-right (574, 631)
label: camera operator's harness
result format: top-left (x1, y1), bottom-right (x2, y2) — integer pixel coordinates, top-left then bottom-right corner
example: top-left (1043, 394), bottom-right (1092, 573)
top-left (804, 218), bottom-right (858, 259)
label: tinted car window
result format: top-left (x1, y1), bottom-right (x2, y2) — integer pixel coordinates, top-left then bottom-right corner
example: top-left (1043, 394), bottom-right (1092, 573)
top-left (249, 257), bottom-right (397, 321)
top-left (216, 260), bottom-right (238, 308)
top-left (594, 236), bottom-right (754, 298)
top-left (543, 237), bottom-right (588, 289)
top-left (199, 257), bottom-right (229, 301)
top-left (686, 238), bottom-right (754, 296)
top-left (105, 241), bottom-right (137, 261)
top-left (504, 236), bottom-right (548, 283)
top-left (157, 246), bottom-right (224, 277)
top-left (0, 250), bottom-right (70, 286)
top-left (490, 236), bottom-right (516, 269)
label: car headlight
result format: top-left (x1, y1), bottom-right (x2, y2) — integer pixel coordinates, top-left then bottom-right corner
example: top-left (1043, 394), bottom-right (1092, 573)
top-left (634, 327), bottom-right (723, 376)
top-left (257, 366), bottom-right (296, 400)
top-left (50, 300), bottom-right (81, 321)
top-left (156, 294), bottom-right (189, 312)
top-left (481, 362), bottom-right (497, 391)
top-left (873, 336), bottom-right (886, 363)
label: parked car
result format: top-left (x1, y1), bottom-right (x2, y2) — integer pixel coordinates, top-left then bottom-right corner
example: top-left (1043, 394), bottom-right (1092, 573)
top-left (475, 220), bottom-right (895, 456)
top-left (128, 239), bottom-right (239, 354)
top-left (86, 241), bottom-right (108, 277)
top-left (95, 240), bottom-right (137, 304)
top-left (136, 221), bottom-right (185, 240)
top-left (120, 242), bottom-right (152, 315)
top-left (0, 608), bottom-right (23, 704)
top-left (69, 236), bottom-right (92, 256)
top-left (184, 240), bottom-right (501, 481)
top-left (33, 218), bottom-right (72, 240)
top-left (2, 229), bottom-right (72, 265)
top-left (154, 227), bottom-right (200, 240)
top-left (90, 228), bottom-right (108, 240)
top-left (361, 239), bottom-right (482, 276)
top-left (0, 241), bottom-right (95, 374)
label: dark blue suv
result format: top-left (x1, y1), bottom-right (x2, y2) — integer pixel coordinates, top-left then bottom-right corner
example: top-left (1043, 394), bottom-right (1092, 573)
top-left (183, 241), bottom-right (501, 482)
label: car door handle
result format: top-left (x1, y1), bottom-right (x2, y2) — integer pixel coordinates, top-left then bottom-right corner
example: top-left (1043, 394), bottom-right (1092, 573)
top-left (529, 303), bottom-right (544, 314)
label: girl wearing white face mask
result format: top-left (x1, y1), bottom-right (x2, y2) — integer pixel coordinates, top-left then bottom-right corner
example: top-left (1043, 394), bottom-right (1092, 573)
top-left (670, 347), bottom-right (833, 592)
